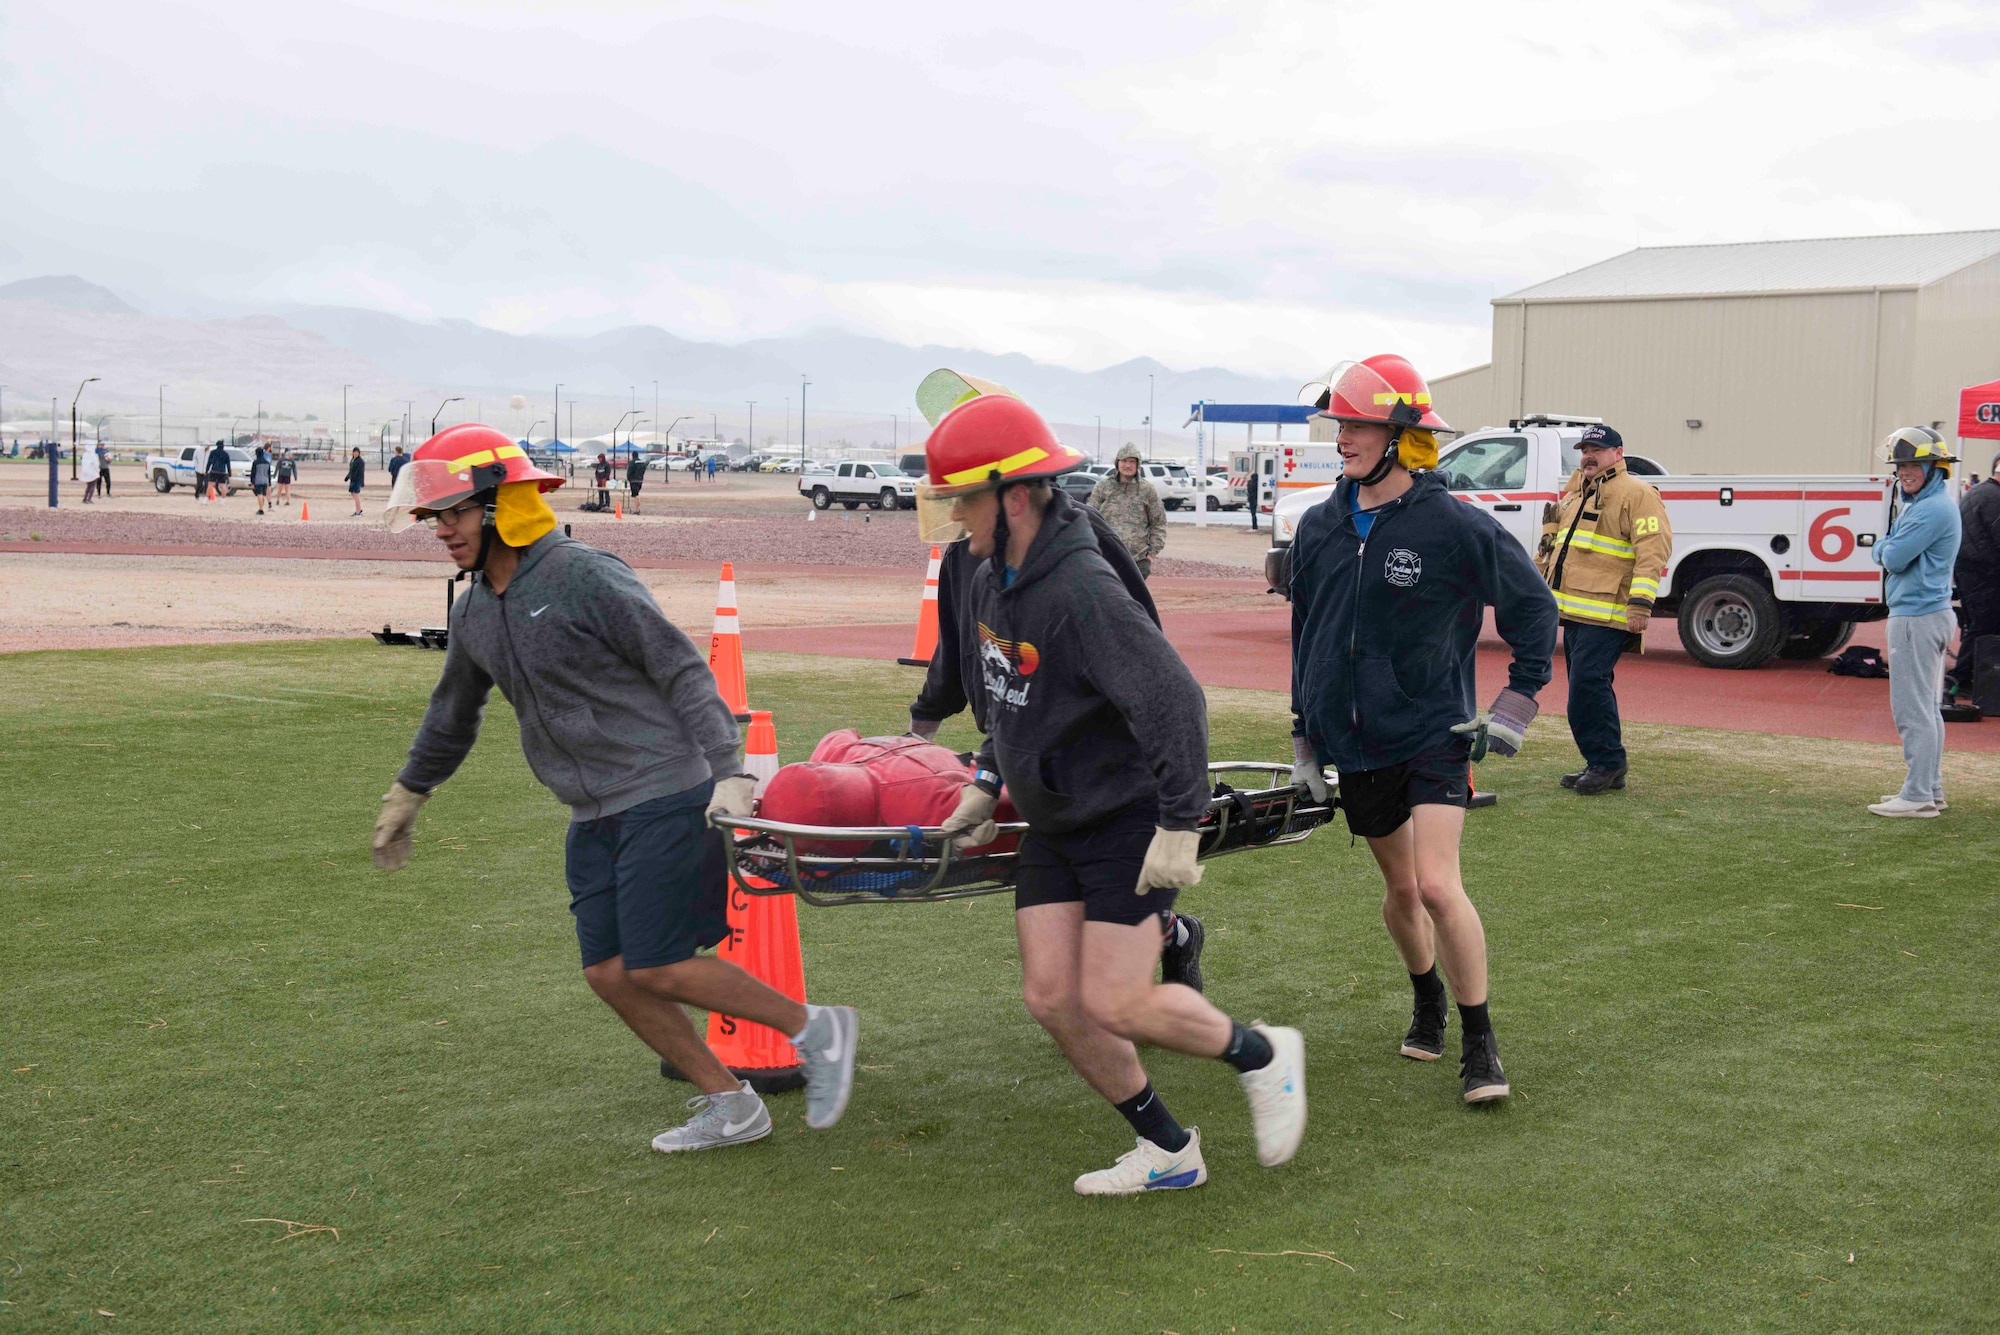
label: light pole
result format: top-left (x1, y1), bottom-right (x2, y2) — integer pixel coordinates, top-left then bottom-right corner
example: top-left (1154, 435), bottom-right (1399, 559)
top-left (553, 383), bottom-right (562, 445)
top-left (662, 413), bottom-right (691, 486)
top-left (1146, 373), bottom-right (1154, 458)
top-left (256, 398), bottom-right (263, 451)
top-left (431, 396), bottom-right (464, 436)
top-left (158, 385), bottom-right (166, 450)
top-left (612, 410), bottom-right (638, 454)
top-left (746, 400), bottom-right (755, 451)
top-left (71, 377), bottom-right (99, 480)
top-left (342, 384), bottom-right (351, 460)
top-left (799, 375), bottom-right (810, 468)
top-left (653, 379), bottom-right (659, 452)
top-left (46, 394), bottom-right (59, 507)
top-left (1095, 415), bottom-right (1102, 463)
top-left (523, 418), bottom-right (544, 445)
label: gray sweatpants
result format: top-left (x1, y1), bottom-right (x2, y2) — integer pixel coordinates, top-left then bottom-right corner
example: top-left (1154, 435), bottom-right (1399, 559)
top-left (1887, 610), bottom-right (1955, 804)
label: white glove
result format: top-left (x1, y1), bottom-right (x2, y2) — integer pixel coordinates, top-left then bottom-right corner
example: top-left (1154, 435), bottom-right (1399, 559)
top-left (372, 781), bottom-right (429, 870)
top-left (1136, 826), bottom-right (1203, 895)
top-left (906, 715), bottom-right (941, 743)
top-left (705, 774), bottom-right (757, 820)
top-left (1291, 735), bottom-right (1329, 804)
top-left (938, 784), bottom-right (999, 850)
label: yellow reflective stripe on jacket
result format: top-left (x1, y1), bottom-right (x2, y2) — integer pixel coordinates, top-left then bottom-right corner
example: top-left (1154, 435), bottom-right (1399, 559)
top-left (1566, 530), bottom-right (1635, 558)
top-left (1552, 589), bottom-right (1629, 624)
top-left (1629, 575), bottom-right (1660, 600)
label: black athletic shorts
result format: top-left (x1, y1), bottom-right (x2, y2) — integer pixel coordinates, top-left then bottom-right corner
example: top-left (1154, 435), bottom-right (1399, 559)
top-left (1339, 736), bottom-right (1473, 839)
top-left (565, 783), bottom-right (729, 970)
top-left (1014, 801), bottom-right (1177, 926)
top-left (627, 479), bottom-right (643, 495)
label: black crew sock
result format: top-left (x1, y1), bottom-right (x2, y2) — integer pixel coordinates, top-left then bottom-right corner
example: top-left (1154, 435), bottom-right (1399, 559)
top-left (1113, 1082), bottom-right (1190, 1153)
top-left (1411, 965), bottom-right (1446, 1005)
top-left (1220, 1019), bottom-right (1273, 1073)
top-left (1458, 1000), bottom-right (1492, 1041)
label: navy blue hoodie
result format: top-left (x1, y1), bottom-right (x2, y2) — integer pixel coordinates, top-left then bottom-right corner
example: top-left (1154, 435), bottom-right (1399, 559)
top-left (1290, 471), bottom-right (1556, 774)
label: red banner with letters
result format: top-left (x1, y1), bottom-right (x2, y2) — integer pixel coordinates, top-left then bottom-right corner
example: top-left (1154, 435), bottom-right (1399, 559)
top-left (1959, 379), bottom-right (2000, 439)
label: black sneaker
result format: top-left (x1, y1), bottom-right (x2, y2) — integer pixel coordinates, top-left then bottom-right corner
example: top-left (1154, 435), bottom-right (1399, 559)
top-left (1160, 913), bottom-right (1205, 993)
top-left (1461, 1031), bottom-right (1510, 1103)
top-left (1559, 770), bottom-right (1586, 789)
top-left (1571, 765), bottom-right (1627, 796)
top-left (1400, 989), bottom-right (1447, 1060)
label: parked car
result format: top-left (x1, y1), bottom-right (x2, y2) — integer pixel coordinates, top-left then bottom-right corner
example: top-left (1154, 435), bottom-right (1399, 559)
top-left (1055, 472), bottom-right (1100, 505)
top-left (801, 459), bottom-right (917, 510)
top-left (147, 445), bottom-right (254, 494)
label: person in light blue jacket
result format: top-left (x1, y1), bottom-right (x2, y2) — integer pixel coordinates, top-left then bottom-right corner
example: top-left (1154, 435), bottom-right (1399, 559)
top-left (1868, 427), bottom-right (1963, 818)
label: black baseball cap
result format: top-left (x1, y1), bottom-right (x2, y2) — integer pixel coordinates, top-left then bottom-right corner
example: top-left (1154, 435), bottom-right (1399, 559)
top-left (1578, 424), bottom-right (1624, 452)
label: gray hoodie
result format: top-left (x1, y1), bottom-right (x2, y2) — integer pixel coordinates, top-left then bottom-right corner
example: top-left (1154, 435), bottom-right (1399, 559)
top-left (398, 531), bottom-right (742, 819)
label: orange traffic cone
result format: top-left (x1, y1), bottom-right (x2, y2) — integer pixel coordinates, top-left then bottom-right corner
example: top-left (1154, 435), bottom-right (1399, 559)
top-left (661, 709), bottom-right (808, 1093)
top-left (299, 500), bottom-right (309, 522)
top-left (614, 497), bottom-right (623, 519)
top-left (896, 545), bottom-right (943, 666)
top-left (1468, 765), bottom-right (1497, 810)
top-left (708, 563), bottom-right (752, 722)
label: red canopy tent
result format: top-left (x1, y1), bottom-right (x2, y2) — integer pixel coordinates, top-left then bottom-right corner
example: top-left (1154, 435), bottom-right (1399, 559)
top-left (1959, 378), bottom-right (2000, 440)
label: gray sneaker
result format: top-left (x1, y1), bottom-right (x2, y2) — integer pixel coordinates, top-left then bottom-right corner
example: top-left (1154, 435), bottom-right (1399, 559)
top-left (650, 1080), bottom-right (771, 1153)
top-left (794, 1004), bottom-right (858, 1129)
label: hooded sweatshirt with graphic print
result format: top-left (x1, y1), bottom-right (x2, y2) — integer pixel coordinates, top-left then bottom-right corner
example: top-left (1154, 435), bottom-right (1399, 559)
top-left (963, 491), bottom-right (1208, 835)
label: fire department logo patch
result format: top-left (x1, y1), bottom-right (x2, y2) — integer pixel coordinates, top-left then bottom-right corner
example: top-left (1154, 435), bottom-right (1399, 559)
top-left (1384, 547), bottom-right (1422, 588)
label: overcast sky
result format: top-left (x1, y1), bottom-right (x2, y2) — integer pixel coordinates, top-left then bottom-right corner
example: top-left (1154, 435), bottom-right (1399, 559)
top-left (2, 0), bottom-right (1996, 379)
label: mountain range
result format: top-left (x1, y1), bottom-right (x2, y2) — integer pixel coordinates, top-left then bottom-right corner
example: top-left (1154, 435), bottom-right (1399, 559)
top-left (0, 276), bottom-right (1303, 443)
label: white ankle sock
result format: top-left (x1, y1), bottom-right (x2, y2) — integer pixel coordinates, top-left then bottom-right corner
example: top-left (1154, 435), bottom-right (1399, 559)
top-left (789, 1003), bottom-right (822, 1044)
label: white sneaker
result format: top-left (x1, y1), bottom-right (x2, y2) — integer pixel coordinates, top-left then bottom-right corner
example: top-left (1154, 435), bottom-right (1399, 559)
top-left (1880, 794), bottom-right (1947, 811)
top-left (1868, 797), bottom-right (1938, 819)
top-left (1239, 1024), bottom-right (1307, 1166)
top-left (650, 1080), bottom-right (771, 1152)
top-left (1073, 1128), bottom-right (1206, 1196)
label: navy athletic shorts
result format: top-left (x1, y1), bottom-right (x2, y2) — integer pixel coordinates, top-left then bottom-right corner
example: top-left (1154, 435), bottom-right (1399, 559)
top-left (565, 782), bottom-right (729, 970)
top-left (1014, 800), bottom-right (1177, 926)
top-left (1338, 736), bottom-right (1473, 839)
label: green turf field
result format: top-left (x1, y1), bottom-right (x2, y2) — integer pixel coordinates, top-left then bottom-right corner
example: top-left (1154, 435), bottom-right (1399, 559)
top-left (3, 641), bottom-right (1996, 1332)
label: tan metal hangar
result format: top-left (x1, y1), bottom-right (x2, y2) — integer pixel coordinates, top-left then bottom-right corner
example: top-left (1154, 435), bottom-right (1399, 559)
top-left (1423, 229), bottom-right (2000, 475)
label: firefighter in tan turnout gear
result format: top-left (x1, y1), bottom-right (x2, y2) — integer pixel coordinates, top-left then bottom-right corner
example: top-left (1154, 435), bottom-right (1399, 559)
top-left (1536, 424), bottom-right (1672, 795)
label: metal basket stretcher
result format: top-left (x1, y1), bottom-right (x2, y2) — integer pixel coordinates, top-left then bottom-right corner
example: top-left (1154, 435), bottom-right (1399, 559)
top-left (713, 761), bottom-right (1339, 907)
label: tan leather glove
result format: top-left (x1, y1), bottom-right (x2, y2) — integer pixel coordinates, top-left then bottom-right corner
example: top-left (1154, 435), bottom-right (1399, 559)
top-left (705, 774), bottom-right (757, 821)
top-left (938, 784), bottom-right (999, 849)
top-left (372, 781), bottom-right (429, 870)
top-left (1136, 827), bottom-right (1203, 895)
top-left (1626, 606), bottom-right (1651, 634)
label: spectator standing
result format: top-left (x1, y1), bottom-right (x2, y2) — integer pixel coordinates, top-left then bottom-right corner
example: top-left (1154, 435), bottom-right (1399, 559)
top-left (251, 445), bottom-right (274, 515)
top-left (593, 452), bottom-right (612, 509)
top-left (387, 445), bottom-right (410, 488)
top-left (625, 452), bottom-right (648, 514)
top-left (346, 446), bottom-right (367, 516)
top-left (1087, 443), bottom-right (1167, 578)
top-left (205, 439), bottom-right (233, 504)
top-left (1948, 449), bottom-right (2000, 706)
top-left (96, 442), bottom-right (113, 498)
top-left (275, 449), bottom-right (296, 507)
top-left (1868, 427), bottom-right (1963, 818)
top-left (706, 453), bottom-right (718, 481)
top-left (78, 434), bottom-right (101, 503)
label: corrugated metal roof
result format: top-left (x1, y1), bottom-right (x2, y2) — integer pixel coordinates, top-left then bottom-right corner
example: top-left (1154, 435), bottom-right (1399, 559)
top-left (1504, 229), bottom-right (2000, 301)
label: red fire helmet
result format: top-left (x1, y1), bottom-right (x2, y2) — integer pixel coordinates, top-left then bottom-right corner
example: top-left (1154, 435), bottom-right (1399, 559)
top-left (915, 394), bottom-right (1089, 543)
top-left (1300, 354), bottom-right (1454, 435)
top-left (384, 424), bottom-right (565, 531)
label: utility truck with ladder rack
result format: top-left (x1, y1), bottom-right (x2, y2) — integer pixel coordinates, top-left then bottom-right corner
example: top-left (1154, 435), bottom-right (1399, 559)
top-left (1264, 414), bottom-right (1937, 670)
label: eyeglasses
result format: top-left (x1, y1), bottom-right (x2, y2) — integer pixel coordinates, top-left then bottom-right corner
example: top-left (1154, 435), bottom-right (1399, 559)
top-left (419, 501), bottom-right (484, 526)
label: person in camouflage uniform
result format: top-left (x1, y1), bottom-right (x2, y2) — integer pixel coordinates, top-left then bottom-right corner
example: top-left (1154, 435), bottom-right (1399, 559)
top-left (1088, 442), bottom-right (1167, 578)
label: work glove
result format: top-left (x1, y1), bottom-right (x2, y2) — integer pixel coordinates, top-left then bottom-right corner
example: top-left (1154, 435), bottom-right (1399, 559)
top-left (705, 774), bottom-right (757, 821)
top-left (1136, 827), bottom-right (1203, 895)
top-left (372, 781), bottom-right (429, 871)
top-left (1625, 606), bottom-right (1651, 634)
top-left (1291, 734), bottom-right (1329, 804)
top-left (937, 784), bottom-right (999, 850)
top-left (906, 714), bottom-right (941, 743)
top-left (1449, 687), bottom-right (1540, 762)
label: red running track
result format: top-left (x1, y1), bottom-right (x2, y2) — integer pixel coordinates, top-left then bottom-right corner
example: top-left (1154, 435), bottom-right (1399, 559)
top-left (744, 587), bottom-right (2000, 754)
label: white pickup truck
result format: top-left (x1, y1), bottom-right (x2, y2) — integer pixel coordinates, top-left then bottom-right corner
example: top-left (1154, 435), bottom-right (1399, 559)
top-left (148, 444), bottom-right (255, 494)
top-left (1265, 414), bottom-right (1929, 670)
top-left (801, 459), bottom-right (918, 511)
